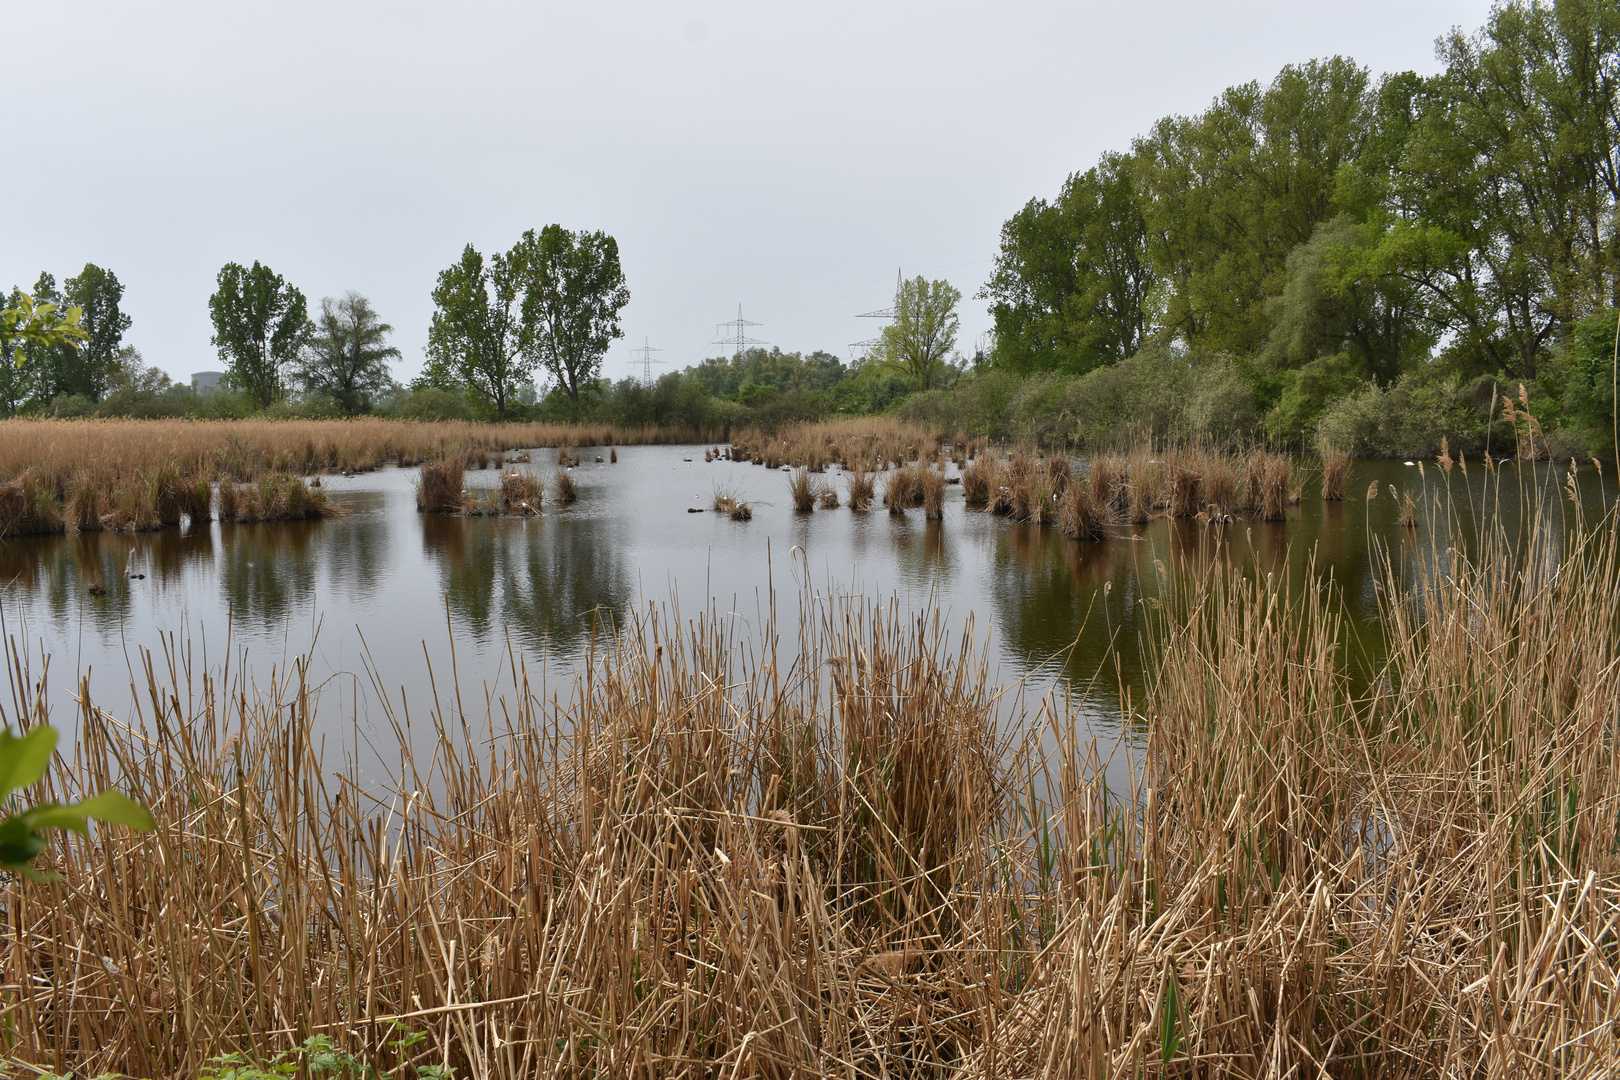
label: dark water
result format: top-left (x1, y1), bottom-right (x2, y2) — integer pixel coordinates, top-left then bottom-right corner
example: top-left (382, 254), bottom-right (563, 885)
top-left (0, 446), bottom-right (1609, 782)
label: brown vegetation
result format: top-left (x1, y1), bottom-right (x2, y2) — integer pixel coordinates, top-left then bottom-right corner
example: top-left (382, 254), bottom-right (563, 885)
top-left (15, 512), bottom-right (1620, 1077)
top-left (500, 469), bottom-right (544, 515)
top-left (416, 454), bottom-right (466, 514)
top-left (554, 468), bottom-right (578, 504)
top-left (787, 466), bottom-right (816, 511)
top-left (1322, 448), bottom-right (1350, 499)
top-left (218, 474), bottom-right (339, 523)
top-left (845, 464), bottom-right (875, 511)
top-left (921, 467), bottom-right (945, 520)
top-left (0, 418), bottom-right (702, 535)
top-left (730, 417), bottom-right (938, 472)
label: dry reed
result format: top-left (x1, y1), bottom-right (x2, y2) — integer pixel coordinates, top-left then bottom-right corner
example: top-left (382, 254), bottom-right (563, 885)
top-left (1322, 448), bottom-right (1349, 499)
top-left (1057, 480), bottom-right (1104, 540)
top-left (788, 466), bottom-right (816, 511)
top-left (846, 464), bottom-right (875, 511)
top-left (553, 468), bottom-right (578, 504)
top-left (218, 474), bottom-right (338, 523)
top-left (499, 469), bottom-right (544, 514)
top-left (12, 510), bottom-right (1620, 1077)
top-left (415, 454), bottom-right (465, 514)
top-left (921, 468), bottom-right (945, 520)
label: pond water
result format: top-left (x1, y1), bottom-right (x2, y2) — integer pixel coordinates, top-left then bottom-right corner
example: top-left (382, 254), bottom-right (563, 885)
top-left (0, 445), bottom-right (1608, 786)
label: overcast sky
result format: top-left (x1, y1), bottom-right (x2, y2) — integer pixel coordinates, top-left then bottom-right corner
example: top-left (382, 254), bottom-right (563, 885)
top-left (4, 1), bottom-right (1493, 388)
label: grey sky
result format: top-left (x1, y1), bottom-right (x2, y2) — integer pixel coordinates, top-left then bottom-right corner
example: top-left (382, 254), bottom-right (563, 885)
top-left (5, 1), bottom-right (1491, 388)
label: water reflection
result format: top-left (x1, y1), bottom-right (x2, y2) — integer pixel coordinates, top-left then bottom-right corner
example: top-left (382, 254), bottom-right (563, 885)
top-left (219, 522), bottom-right (321, 625)
top-left (421, 508), bottom-right (633, 655)
top-left (0, 451), bottom-right (1612, 753)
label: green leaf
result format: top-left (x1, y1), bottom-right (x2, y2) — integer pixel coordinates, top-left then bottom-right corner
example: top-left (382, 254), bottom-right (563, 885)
top-left (0, 725), bottom-right (59, 795)
top-left (16, 803), bottom-right (91, 834)
top-left (73, 790), bottom-right (156, 830)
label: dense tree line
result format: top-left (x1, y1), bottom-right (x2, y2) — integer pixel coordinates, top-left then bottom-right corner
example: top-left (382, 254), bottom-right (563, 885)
top-left (981, 0), bottom-right (1620, 451)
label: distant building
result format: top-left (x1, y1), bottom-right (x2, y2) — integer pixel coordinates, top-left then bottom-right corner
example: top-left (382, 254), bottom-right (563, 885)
top-left (192, 371), bottom-right (225, 396)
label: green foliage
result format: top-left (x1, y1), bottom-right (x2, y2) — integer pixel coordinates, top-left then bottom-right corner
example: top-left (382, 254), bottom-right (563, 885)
top-left (0, 287), bottom-right (88, 417)
top-left (1314, 369), bottom-right (1497, 458)
top-left (296, 292), bottom-right (401, 414)
top-left (978, 2), bottom-right (1620, 446)
top-left (397, 386), bottom-right (472, 421)
top-left (685, 347), bottom-right (846, 399)
top-left (422, 243), bottom-right (530, 418)
top-left (209, 261), bottom-right (312, 408)
top-left (1560, 307), bottom-right (1619, 456)
top-left (1269, 352), bottom-right (1364, 448)
top-left (1262, 215), bottom-right (1433, 388)
top-left (514, 224), bottom-right (630, 413)
top-left (899, 347), bottom-right (1257, 447)
top-left (870, 275), bottom-right (961, 390)
top-left (1132, 56), bottom-right (1376, 358)
top-left (196, 1027), bottom-right (450, 1080)
top-left (982, 153), bottom-right (1152, 374)
top-left (0, 724), bottom-right (153, 881)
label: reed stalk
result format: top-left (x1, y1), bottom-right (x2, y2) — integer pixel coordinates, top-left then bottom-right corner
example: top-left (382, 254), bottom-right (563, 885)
top-left (12, 510), bottom-right (1620, 1076)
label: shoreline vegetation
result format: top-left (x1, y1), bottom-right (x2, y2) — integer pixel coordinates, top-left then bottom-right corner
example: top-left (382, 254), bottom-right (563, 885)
top-left (2, 413), bottom-right (1570, 538)
top-left (10, 504), bottom-right (1620, 1076)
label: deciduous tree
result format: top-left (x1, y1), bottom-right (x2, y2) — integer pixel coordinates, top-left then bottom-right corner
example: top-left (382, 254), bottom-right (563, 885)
top-left (873, 276), bottom-right (960, 390)
top-left (296, 291), bottom-right (400, 414)
top-left (208, 261), bottom-right (310, 408)
top-left (515, 225), bottom-right (630, 415)
top-left (422, 244), bottom-right (529, 418)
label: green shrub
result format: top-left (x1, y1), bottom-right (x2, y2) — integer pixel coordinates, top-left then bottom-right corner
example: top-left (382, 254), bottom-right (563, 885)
top-left (397, 387), bottom-right (471, 421)
top-left (1314, 369), bottom-right (1494, 458)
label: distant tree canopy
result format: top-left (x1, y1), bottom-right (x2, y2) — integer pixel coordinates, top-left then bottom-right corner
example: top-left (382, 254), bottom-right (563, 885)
top-left (296, 291), bottom-right (400, 414)
top-left (685, 347), bottom-right (846, 399)
top-left (982, 1), bottom-right (1620, 394)
top-left (209, 261), bottom-right (311, 408)
top-left (422, 226), bottom-right (629, 418)
top-left (871, 276), bottom-right (961, 391)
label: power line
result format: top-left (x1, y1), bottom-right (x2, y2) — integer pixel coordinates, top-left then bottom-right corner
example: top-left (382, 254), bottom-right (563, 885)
top-left (850, 268), bottom-right (901, 362)
top-left (628, 337), bottom-right (664, 386)
top-left (712, 304), bottom-right (768, 357)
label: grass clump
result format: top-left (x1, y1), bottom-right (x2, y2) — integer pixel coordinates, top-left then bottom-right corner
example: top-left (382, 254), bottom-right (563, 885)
top-left (219, 474), bottom-right (337, 523)
top-left (1322, 447), bottom-right (1349, 500)
top-left (846, 463), bottom-right (875, 510)
top-left (788, 466), bottom-right (816, 511)
top-left (500, 468), bottom-right (544, 514)
top-left (921, 467), bottom-right (945, 519)
top-left (554, 467), bottom-right (578, 504)
top-left (1057, 480), bottom-right (1103, 540)
top-left (416, 454), bottom-right (465, 514)
top-left (0, 468), bottom-right (65, 537)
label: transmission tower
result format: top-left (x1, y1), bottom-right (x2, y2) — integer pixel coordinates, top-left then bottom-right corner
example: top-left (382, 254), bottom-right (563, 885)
top-left (849, 268), bottom-right (903, 361)
top-left (629, 337), bottom-right (664, 386)
top-left (713, 305), bottom-right (767, 357)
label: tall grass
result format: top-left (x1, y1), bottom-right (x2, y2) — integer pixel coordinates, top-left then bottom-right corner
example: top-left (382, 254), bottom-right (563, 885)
top-left (0, 418), bottom-right (698, 535)
top-left (1322, 448), bottom-right (1349, 499)
top-left (553, 467), bottom-right (578, 504)
top-left (499, 469), bottom-right (544, 514)
top-left (787, 466), bottom-right (816, 511)
top-left (730, 417), bottom-right (938, 472)
top-left (0, 418), bottom-right (715, 483)
top-left (846, 463), bottom-right (875, 510)
top-left (415, 454), bottom-right (465, 514)
top-left (11, 510), bottom-right (1620, 1075)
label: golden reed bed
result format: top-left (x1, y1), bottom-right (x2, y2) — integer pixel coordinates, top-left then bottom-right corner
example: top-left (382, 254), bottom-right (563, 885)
top-left (8, 500), bottom-right (1620, 1077)
top-left (0, 418), bottom-right (712, 536)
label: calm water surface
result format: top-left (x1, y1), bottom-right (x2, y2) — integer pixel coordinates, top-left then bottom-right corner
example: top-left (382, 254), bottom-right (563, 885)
top-left (0, 445), bottom-right (1608, 782)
